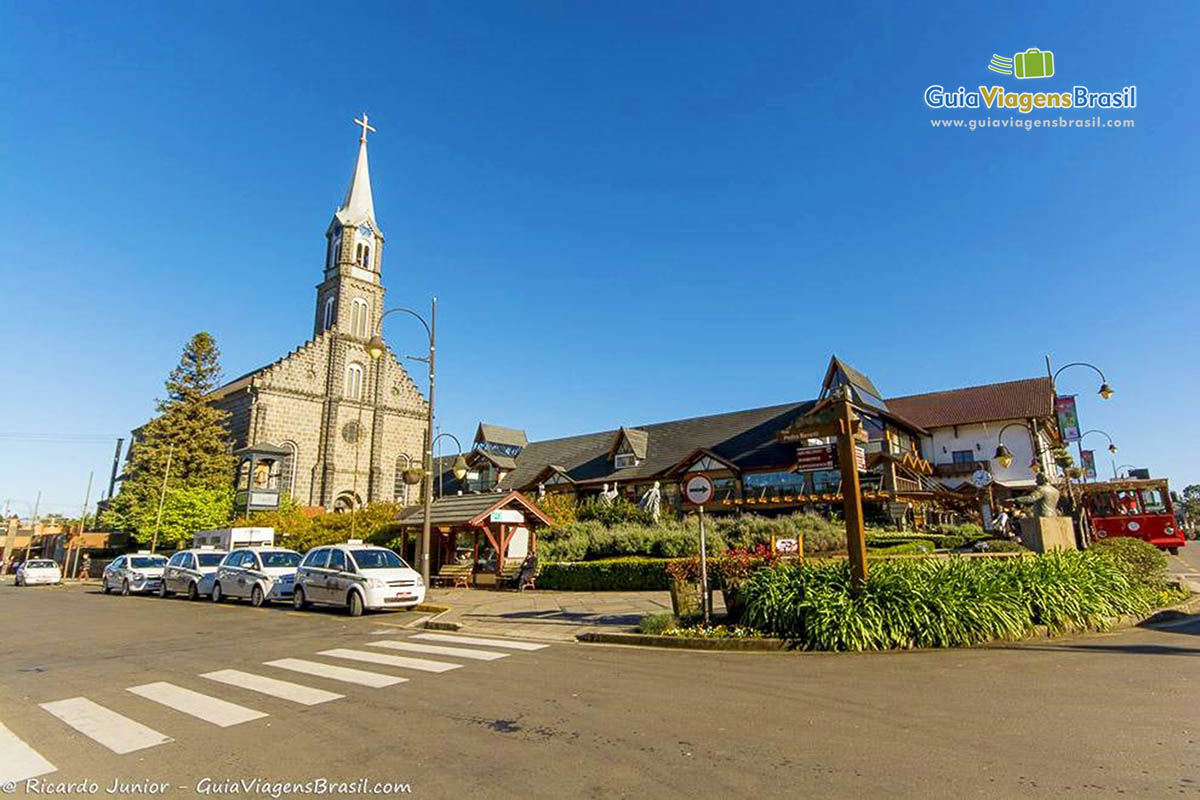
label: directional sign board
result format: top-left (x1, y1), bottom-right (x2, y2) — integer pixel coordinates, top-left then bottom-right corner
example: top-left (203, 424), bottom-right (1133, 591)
top-left (683, 474), bottom-right (715, 506)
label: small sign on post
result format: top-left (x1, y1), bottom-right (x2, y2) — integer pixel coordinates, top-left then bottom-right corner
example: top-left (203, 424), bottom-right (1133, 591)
top-left (684, 475), bottom-right (715, 626)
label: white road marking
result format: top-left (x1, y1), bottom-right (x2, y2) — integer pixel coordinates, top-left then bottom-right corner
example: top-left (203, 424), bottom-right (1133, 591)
top-left (200, 669), bottom-right (343, 705)
top-left (39, 697), bottom-right (172, 754)
top-left (264, 658), bottom-right (408, 688)
top-left (0, 721), bottom-right (57, 782)
top-left (411, 632), bottom-right (549, 651)
top-left (368, 639), bottom-right (508, 661)
top-left (319, 648), bottom-right (461, 673)
top-left (127, 682), bottom-right (266, 727)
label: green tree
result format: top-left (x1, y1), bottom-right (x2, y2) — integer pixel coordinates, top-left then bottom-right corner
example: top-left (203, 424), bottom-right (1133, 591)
top-left (101, 332), bottom-right (236, 546)
top-left (1182, 485), bottom-right (1200, 527)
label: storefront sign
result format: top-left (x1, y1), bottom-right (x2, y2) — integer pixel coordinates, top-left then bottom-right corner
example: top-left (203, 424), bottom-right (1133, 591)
top-left (795, 444), bottom-right (835, 471)
top-left (855, 445), bottom-right (866, 470)
top-left (489, 509), bottom-right (525, 524)
top-left (1055, 395), bottom-right (1081, 441)
top-left (1081, 449), bottom-right (1097, 479)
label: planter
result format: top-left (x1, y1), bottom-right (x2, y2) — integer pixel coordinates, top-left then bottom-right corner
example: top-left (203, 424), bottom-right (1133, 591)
top-left (669, 579), bottom-right (702, 618)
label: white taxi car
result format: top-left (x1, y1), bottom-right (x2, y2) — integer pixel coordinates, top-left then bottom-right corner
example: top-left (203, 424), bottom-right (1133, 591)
top-left (293, 540), bottom-right (425, 616)
top-left (102, 552), bottom-right (168, 595)
top-left (16, 559), bottom-right (62, 586)
top-left (211, 547), bottom-right (301, 607)
top-left (158, 547), bottom-right (227, 600)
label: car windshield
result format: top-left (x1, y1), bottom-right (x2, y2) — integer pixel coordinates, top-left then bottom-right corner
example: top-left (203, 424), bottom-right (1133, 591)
top-left (27, 560), bottom-right (56, 568)
top-left (260, 551), bottom-right (300, 568)
top-left (197, 553), bottom-right (225, 567)
top-left (130, 557), bottom-right (166, 568)
top-left (350, 549), bottom-right (407, 570)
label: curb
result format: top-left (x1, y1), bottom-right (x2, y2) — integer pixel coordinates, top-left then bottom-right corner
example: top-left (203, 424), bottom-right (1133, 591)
top-left (576, 631), bottom-right (790, 651)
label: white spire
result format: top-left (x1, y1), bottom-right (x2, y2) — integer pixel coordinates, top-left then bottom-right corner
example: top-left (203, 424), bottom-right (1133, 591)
top-left (336, 114), bottom-right (378, 228)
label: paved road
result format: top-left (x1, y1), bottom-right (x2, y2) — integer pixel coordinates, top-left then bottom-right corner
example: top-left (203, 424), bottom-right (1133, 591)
top-left (1, 583), bottom-right (1197, 799)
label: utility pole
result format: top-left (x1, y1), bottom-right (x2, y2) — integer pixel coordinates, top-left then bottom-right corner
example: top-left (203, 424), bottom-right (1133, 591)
top-left (420, 296), bottom-right (437, 585)
top-left (106, 437), bottom-right (125, 500)
top-left (150, 445), bottom-right (174, 554)
top-left (24, 490), bottom-right (41, 561)
top-left (67, 472), bottom-right (93, 579)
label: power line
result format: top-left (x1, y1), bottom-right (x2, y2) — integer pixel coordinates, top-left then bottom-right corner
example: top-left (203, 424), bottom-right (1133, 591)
top-left (0, 433), bottom-right (121, 443)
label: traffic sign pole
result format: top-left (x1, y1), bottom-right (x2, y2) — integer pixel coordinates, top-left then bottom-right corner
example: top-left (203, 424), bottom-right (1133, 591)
top-left (684, 475), bottom-right (716, 626)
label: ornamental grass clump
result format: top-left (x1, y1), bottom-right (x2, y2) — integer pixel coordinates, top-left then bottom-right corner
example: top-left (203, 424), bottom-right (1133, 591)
top-left (738, 551), bottom-right (1159, 652)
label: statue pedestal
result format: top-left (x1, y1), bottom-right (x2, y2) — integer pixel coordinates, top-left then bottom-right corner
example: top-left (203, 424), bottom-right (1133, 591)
top-left (1019, 518), bottom-right (1076, 553)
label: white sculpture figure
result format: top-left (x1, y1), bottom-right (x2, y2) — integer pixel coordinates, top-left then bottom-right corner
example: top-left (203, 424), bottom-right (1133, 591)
top-left (638, 481), bottom-right (662, 522)
top-left (599, 483), bottom-right (619, 506)
top-left (537, 482), bottom-right (546, 501)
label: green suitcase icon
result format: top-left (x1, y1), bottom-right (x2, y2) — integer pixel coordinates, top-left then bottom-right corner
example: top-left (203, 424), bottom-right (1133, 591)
top-left (1014, 48), bottom-right (1054, 79)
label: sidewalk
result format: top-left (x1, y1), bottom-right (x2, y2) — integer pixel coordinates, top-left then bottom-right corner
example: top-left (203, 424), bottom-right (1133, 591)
top-left (422, 588), bottom-right (709, 642)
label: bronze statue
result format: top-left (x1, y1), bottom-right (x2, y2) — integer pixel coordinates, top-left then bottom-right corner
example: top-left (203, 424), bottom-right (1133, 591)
top-left (1013, 474), bottom-right (1061, 518)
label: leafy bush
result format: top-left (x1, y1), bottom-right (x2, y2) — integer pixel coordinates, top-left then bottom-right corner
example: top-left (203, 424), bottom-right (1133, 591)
top-left (1089, 536), bottom-right (1168, 588)
top-left (536, 557), bottom-right (674, 591)
top-left (868, 540), bottom-right (935, 555)
top-left (738, 551), bottom-right (1157, 651)
top-left (577, 498), bottom-right (657, 526)
top-left (532, 493), bottom-right (579, 525)
top-left (636, 612), bottom-right (678, 634)
top-left (974, 539), bottom-right (1029, 553)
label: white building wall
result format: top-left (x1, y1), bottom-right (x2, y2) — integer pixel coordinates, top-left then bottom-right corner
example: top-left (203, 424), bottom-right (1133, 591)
top-left (920, 419), bottom-right (1053, 489)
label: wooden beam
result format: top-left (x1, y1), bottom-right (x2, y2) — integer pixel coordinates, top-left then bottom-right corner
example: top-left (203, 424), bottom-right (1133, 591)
top-left (836, 397), bottom-right (869, 589)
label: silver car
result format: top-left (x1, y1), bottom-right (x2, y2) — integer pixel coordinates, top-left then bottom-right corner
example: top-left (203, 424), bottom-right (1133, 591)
top-left (211, 547), bottom-right (301, 607)
top-left (159, 548), bottom-right (227, 600)
top-left (102, 553), bottom-right (168, 595)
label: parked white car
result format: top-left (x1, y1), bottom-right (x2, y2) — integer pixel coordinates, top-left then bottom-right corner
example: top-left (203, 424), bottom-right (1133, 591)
top-left (102, 553), bottom-right (168, 595)
top-left (159, 547), bottom-right (227, 600)
top-left (16, 559), bottom-right (62, 586)
top-left (211, 547), bottom-right (301, 606)
top-left (293, 540), bottom-right (425, 616)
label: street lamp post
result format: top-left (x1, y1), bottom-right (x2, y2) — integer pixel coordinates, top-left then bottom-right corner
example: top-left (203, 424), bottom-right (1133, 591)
top-left (367, 299), bottom-right (437, 584)
top-left (1078, 429), bottom-right (1118, 481)
top-left (431, 433), bottom-right (468, 498)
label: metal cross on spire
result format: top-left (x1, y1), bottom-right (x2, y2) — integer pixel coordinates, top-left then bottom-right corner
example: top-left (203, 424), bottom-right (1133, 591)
top-left (353, 113), bottom-right (376, 143)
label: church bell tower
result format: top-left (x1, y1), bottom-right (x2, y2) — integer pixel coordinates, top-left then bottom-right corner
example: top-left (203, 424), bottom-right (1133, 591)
top-left (314, 114), bottom-right (386, 342)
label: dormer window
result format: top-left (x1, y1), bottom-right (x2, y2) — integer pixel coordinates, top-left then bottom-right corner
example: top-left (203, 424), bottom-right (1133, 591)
top-left (608, 427), bottom-right (648, 469)
top-left (614, 452), bottom-right (637, 469)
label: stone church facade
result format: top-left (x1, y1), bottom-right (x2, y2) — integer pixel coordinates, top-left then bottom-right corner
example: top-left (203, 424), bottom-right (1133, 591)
top-left (211, 122), bottom-right (428, 511)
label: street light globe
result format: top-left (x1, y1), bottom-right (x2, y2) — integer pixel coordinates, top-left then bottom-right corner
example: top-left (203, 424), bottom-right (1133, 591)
top-left (1108, 443), bottom-right (1118, 455)
top-left (1098, 382), bottom-right (1114, 400)
top-left (452, 454), bottom-right (469, 481)
top-left (366, 335), bottom-right (387, 360)
top-left (994, 444), bottom-right (1014, 469)
top-left (402, 467), bottom-right (424, 485)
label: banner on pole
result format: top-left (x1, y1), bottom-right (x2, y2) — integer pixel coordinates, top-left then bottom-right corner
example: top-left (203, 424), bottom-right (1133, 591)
top-left (1081, 449), bottom-right (1097, 480)
top-left (1055, 395), bottom-right (1081, 441)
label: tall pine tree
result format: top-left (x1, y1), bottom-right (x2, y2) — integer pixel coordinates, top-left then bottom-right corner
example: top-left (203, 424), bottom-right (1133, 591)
top-left (102, 333), bottom-right (236, 545)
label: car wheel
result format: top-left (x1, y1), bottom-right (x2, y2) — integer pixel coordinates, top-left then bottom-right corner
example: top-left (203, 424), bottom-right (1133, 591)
top-left (251, 585), bottom-right (265, 608)
top-left (212, 583), bottom-right (224, 603)
top-left (187, 581), bottom-right (200, 601)
top-left (121, 579), bottom-right (131, 597)
top-left (1168, 546), bottom-right (1180, 555)
top-left (102, 578), bottom-right (111, 594)
top-left (292, 587), bottom-right (309, 610)
top-left (15, 576), bottom-right (22, 587)
top-left (158, 581), bottom-right (169, 599)
top-left (347, 590), bottom-right (364, 617)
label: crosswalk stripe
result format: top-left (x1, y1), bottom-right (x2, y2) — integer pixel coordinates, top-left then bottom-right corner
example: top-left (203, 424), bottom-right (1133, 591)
top-left (0, 721), bottom-right (57, 782)
top-left (319, 648), bottom-right (461, 673)
top-left (127, 682), bottom-right (266, 727)
top-left (200, 669), bottom-right (343, 705)
top-left (39, 697), bottom-right (172, 754)
top-left (411, 632), bottom-right (549, 651)
top-left (264, 658), bottom-right (407, 688)
top-left (368, 639), bottom-right (508, 661)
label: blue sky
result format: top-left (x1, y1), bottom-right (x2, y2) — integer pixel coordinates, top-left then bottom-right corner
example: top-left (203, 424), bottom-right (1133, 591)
top-left (2, 0), bottom-right (1197, 517)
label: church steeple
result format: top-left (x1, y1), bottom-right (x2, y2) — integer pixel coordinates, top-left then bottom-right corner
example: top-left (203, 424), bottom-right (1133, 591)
top-left (336, 113), bottom-right (378, 229)
top-left (316, 114), bottom-right (387, 340)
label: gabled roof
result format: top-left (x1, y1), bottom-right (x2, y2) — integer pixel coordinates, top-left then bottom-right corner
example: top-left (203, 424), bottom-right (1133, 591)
top-left (396, 491), bottom-right (552, 527)
top-left (885, 377), bottom-right (1054, 429)
top-left (820, 355), bottom-right (888, 410)
top-left (470, 450), bottom-right (518, 471)
top-left (475, 423), bottom-right (528, 449)
top-left (607, 427), bottom-right (648, 459)
top-left (532, 464), bottom-right (575, 485)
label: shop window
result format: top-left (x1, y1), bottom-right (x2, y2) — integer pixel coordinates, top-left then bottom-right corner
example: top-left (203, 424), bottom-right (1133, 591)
top-left (744, 471), bottom-right (807, 499)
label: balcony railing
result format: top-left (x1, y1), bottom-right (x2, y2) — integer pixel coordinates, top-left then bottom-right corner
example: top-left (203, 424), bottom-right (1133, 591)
top-left (933, 460), bottom-right (990, 477)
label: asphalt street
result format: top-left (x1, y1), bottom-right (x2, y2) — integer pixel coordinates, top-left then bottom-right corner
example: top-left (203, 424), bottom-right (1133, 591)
top-left (1, 581), bottom-right (1198, 800)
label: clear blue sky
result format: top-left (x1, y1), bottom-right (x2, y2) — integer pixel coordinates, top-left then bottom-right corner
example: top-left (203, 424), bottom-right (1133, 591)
top-left (2, 0), bottom-right (1197, 517)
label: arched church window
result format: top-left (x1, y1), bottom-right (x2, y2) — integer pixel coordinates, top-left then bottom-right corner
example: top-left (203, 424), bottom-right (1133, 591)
top-left (355, 242), bottom-right (371, 269)
top-left (323, 296), bottom-right (336, 331)
top-left (280, 441), bottom-right (298, 497)
top-left (350, 298), bottom-right (369, 338)
top-left (345, 362), bottom-right (365, 400)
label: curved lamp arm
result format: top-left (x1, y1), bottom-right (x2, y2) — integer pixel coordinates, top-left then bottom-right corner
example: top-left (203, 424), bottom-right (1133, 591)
top-left (993, 422), bottom-right (1035, 469)
top-left (366, 306), bottom-right (432, 361)
top-left (1052, 362), bottom-right (1114, 399)
top-left (1079, 429), bottom-right (1118, 454)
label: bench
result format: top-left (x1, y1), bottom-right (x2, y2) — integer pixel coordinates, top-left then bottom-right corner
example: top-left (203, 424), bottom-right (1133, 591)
top-left (433, 562), bottom-right (473, 588)
top-left (499, 558), bottom-right (537, 591)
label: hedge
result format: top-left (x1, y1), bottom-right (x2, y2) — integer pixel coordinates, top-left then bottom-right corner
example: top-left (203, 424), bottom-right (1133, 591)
top-left (536, 557), bottom-right (675, 591)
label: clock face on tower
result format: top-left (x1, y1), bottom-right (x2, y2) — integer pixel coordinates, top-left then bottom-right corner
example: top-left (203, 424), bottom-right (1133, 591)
top-left (358, 223), bottom-right (373, 239)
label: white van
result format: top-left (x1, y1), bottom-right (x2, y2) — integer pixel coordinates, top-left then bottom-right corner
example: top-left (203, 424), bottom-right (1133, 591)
top-left (192, 527), bottom-right (275, 551)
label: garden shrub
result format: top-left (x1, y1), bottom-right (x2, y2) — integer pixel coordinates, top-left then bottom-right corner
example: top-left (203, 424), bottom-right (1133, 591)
top-left (1089, 536), bottom-right (1168, 588)
top-left (577, 498), bottom-right (657, 526)
top-left (867, 540), bottom-right (935, 555)
top-left (536, 557), bottom-right (674, 591)
top-left (738, 551), bottom-right (1157, 651)
top-left (636, 612), bottom-right (678, 634)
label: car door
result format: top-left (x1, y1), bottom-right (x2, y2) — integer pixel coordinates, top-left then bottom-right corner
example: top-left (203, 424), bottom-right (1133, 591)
top-left (220, 550), bottom-right (245, 597)
top-left (107, 556), bottom-right (125, 588)
top-left (179, 553), bottom-right (199, 591)
top-left (325, 549), bottom-right (349, 605)
top-left (235, 551), bottom-right (258, 597)
top-left (300, 548), bottom-right (329, 603)
top-left (165, 552), bottom-right (184, 591)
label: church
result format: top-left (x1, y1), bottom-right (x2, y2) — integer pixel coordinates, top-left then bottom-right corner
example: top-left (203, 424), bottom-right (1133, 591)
top-left (210, 117), bottom-right (428, 512)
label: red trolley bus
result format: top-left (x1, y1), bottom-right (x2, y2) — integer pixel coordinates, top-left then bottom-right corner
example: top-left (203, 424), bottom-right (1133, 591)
top-left (1080, 478), bottom-right (1185, 554)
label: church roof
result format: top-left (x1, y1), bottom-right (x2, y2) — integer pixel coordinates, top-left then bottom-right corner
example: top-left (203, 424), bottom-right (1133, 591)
top-left (335, 132), bottom-right (378, 230)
